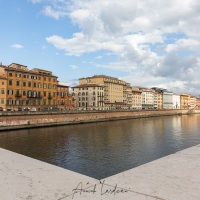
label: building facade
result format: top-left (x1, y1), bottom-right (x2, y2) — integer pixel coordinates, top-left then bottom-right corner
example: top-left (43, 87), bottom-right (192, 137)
top-left (79, 75), bottom-right (126, 108)
top-left (136, 87), bottom-right (154, 109)
top-left (132, 88), bottom-right (142, 109)
top-left (173, 94), bottom-right (180, 109)
top-left (180, 94), bottom-right (190, 109)
top-left (57, 84), bottom-right (74, 110)
top-left (72, 83), bottom-right (104, 110)
top-left (157, 92), bottom-right (163, 109)
top-left (189, 96), bottom-right (197, 109)
top-left (0, 63), bottom-right (58, 111)
top-left (0, 76), bottom-right (7, 110)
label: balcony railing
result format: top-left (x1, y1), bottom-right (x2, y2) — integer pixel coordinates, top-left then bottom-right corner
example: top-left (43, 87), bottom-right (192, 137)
top-left (15, 93), bottom-right (22, 98)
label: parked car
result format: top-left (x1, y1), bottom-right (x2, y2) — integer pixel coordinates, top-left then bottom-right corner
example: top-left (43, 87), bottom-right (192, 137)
top-left (18, 107), bottom-right (22, 111)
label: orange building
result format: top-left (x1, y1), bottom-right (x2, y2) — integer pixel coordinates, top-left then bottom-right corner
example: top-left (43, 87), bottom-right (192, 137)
top-left (0, 76), bottom-right (7, 110)
top-left (0, 63), bottom-right (58, 111)
top-left (57, 84), bottom-right (74, 110)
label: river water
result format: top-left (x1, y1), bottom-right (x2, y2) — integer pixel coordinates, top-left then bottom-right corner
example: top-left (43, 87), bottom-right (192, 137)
top-left (0, 114), bottom-right (200, 179)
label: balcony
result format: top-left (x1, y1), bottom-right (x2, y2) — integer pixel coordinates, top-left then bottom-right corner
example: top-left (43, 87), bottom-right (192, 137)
top-left (15, 93), bottom-right (22, 98)
top-left (27, 94), bottom-right (37, 98)
top-left (48, 95), bottom-right (53, 99)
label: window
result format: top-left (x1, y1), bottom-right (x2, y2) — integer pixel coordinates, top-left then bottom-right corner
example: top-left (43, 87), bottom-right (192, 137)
top-left (22, 100), bottom-right (26, 105)
top-left (15, 73), bottom-right (21, 78)
top-left (1, 98), bottom-right (4, 104)
top-left (33, 82), bottom-right (36, 88)
top-left (38, 76), bottom-right (41, 80)
top-left (23, 81), bottom-right (26, 87)
top-left (49, 78), bottom-right (51, 81)
top-left (2, 82), bottom-right (4, 85)
top-left (38, 83), bottom-right (41, 88)
top-left (93, 91), bottom-right (95, 95)
top-left (53, 85), bottom-right (56, 89)
top-left (16, 90), bottom-right (20, 95)
top-left (7, 89), bottom-right (13, 95)
top-left (48, 84), bottom-right (51, 89)
top-left (9, 80), bottom-right (12, 86)
top-left (7, 99), bottom-right (13, 105)
top-left (44, 83), bottom-right (47, 88)
top-left (1, 89), bottom-right (4, 94)
top-left (23, 91), bottom-right (26, 96)
top-left (23, 74), bottom-right (26, 78)
top-left (15, 100), bottom-right (20, 105)
top-left (16, 80), bottom-right (20, 86)
top-left (9, 72), bottom-right (12, 77)
top-left (28, 82), bottom-right (31, 87)
top-left (44, 91), bottom-right (46, 97)
top-left (44, 77), bottom-right (46, 81)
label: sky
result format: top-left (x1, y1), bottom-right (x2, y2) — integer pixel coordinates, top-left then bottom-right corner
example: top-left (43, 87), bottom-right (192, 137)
top-left (0, 0), bottom-right (200, 96)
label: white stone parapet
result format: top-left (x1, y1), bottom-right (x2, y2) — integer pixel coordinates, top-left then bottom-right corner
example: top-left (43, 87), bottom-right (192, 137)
top-left (0, 145), bottom-right (200, 199)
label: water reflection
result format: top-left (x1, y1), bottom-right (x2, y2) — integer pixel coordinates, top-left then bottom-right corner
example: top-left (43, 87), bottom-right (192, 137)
top-left (0, 114), bottom-right (200, 179)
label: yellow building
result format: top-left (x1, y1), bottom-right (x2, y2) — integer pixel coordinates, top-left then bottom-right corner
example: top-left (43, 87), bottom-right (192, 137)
top-left (79, 75), bottom-right (126, 108)
top-left (180, 94), bottom-right (190, 109)
top-left (157, 92), bottom-right (163, 109)
top-left (0, 63), bottom-right (58, 111)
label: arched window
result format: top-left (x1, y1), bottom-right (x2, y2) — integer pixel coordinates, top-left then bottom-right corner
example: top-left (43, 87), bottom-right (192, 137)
top-left (93, 91), bottom-right (95, 95)
top-left (82, 92), bottom-right (85, 96)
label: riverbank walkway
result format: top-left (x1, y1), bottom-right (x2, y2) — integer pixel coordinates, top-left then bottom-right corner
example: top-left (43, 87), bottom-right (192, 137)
top-left (0, 145), bottom-right (200, 200)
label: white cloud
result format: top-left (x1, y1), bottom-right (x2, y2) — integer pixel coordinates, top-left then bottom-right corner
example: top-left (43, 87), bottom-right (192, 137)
top-left (29, 0), bottom-right (42, 4)
top-left (10, 44), bottom-right (23, 49)
top-left (42, 5), bottom-right (68, 20)
top-left (70, 65), bottom-right (78, 70)
top-left (39, 0), bottom-right (200, 96)
top-left (95, 56), bottom-right (102, 59)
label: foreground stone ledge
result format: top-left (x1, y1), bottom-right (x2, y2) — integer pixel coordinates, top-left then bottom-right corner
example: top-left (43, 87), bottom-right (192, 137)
top-left (1, 145), bottom-right (200, 199)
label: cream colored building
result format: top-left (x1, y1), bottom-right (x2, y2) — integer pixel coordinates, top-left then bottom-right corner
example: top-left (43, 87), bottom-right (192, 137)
top-left (132, 87), bottom-right (142, 109)
top-left (134, 86), bottom-right (154, 109)
top-left (189, 96), bottom-right (197, 109)
top-left (72, 83), bottom-right (104, 110)
top-left (125, 83), bottom-right (133, 108)
top-left (79, 75), bottom-right (126, 108)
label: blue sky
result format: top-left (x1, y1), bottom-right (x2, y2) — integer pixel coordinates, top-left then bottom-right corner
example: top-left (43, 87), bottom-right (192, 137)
top-left (1, 0), bottom-right (200, 96)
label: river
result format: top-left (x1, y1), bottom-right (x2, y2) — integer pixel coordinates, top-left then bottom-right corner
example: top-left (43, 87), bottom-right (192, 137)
top-left (0, 114), bottom-right (200, 179)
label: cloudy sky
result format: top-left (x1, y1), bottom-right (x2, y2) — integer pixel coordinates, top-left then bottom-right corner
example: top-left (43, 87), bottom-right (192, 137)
top-left (0, 0), bottom-right (200, 96)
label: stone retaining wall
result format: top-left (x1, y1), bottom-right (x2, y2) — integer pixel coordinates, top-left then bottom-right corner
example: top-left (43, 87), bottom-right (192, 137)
top-left (0, 109), bottom-right (199, 130)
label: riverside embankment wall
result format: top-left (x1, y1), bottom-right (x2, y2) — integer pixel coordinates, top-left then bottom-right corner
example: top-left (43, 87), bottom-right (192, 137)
top-left (0, 109), bottom-right (199, 131)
